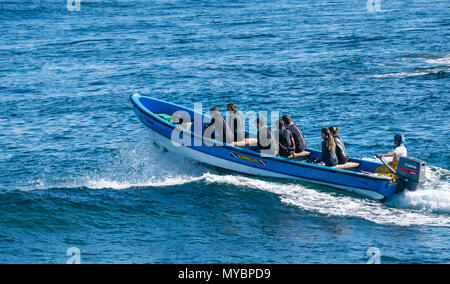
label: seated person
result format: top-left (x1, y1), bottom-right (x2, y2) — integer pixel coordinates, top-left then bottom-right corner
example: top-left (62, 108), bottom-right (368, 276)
top-left (273, 120), bottom-right (295, 158)
top-left (321, 128), bottom-right (338, 167)
top-left (255, 118), bottom-right (278, 155)
top-left (375, 133), bottom-right (407, 173)
top-left (226, 103), bottom-right (245, 143)
top-left (329, 126), bottom-right (349, 165)
top-left (282, 115), bottom-right (306, 155)
top-left (203, 107), bottom-right (233, 144)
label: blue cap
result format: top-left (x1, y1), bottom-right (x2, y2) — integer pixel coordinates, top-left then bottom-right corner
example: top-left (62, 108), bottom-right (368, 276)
top-left (394, 133), bottom-right (405, 144)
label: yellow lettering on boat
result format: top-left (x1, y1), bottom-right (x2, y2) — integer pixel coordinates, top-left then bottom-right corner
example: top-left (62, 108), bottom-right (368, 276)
top-left (238, 155), bottom-right (258, 163)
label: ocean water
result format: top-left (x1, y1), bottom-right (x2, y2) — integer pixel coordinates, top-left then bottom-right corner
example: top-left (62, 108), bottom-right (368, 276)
top-left (0, 0), bottom-right (449, 264)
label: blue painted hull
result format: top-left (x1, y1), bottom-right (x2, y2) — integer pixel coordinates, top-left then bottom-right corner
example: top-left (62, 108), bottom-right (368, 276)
top-left (130, 95), bottom-right (398, 201)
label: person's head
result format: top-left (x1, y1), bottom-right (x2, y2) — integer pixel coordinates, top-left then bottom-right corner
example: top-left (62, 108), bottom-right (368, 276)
top-left (275, 119), bottom-right (284, 130)
top-left (256, 117), bottom-right (265, 129)
top-left (394, 133), bottom-right (405, 146)
top-left (328, 126), bottom-right (339, 136)
top-left (227, 103), bottom-right (237, 113)
top-left (281, 115), bottom-right (292, 125)
top-left (209, 107), bottom-right (219, 117)
top-left (321, 128), bottom-right (335, 151)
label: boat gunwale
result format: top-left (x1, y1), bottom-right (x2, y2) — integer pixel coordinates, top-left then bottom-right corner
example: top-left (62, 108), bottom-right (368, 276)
top-left (130, 95), bottom-right (394, 183)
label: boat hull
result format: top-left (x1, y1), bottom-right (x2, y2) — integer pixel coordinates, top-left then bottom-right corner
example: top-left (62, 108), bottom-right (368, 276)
top-left (131, 95), bottom-right (398, 201)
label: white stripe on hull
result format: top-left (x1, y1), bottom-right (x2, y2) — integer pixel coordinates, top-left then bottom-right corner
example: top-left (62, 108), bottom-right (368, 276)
top-left (151, 130), bottom-right (385, 200)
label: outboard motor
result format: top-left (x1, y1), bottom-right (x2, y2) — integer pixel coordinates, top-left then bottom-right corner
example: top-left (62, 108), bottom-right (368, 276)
top-left (396, 157), bottom-right (426, 193)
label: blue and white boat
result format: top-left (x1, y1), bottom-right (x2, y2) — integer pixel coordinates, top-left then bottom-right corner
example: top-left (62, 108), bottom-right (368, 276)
top-left (130, 94), bottom-right (426, 202)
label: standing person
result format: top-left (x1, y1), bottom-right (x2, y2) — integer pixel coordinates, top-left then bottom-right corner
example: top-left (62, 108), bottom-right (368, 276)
top-left (281, 115), bottom-right (306, 155)
top-left (375, 133), bottom-right (407, 173)
top-left (255, 118), bottom-right (277, 155)
top-left (321, 128), bottom-right (338, 167)
top-left (328, 126), bottom-right (349, 165)
top-left (273, 120), bottom-right (295, 158)
top-left (203, 107), bottom-right (233, 144)
top-left (226, 103), bottom-right (244, 143)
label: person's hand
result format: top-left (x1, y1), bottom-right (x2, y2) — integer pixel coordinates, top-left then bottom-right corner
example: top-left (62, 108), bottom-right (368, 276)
top-left (376, 154), bottom-right (382, 159)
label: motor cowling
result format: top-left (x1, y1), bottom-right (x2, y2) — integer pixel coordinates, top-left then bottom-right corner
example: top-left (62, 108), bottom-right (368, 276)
top-left (396, 157), bottom-right (426, 192)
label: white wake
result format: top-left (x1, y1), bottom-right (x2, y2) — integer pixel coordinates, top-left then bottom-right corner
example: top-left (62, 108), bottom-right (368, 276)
top-left (29, 130), bottom-right (450, 227)
top-left (80, 139), bottom-right (450, 227)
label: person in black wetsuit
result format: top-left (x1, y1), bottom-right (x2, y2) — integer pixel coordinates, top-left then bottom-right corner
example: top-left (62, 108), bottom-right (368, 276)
top-left (203, 107), bottom-right (233, 144)
top-left (281, 115), bottom-right (306, 155)
top-left (256, 118), bottom-right (277, 155)
top-left (273, 120), bottom-right (295, 158)
top-left (328, 126), bottom-right (349, 165)
top-left (321, 128), bottom-right (338, 167)
top-left (226, 103), bottom-right (244, 143)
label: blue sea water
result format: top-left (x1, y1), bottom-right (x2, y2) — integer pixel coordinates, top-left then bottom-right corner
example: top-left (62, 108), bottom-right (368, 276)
top-left (0, 0), bottom-right (449, 264)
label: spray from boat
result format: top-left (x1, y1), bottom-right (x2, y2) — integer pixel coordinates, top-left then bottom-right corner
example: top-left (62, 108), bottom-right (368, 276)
top-left (79, 134), bottom-right (450, 227)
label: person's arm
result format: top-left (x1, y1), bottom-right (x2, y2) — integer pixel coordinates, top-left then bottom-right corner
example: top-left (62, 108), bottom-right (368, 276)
top-left (291, 137), bottom-right (296, 151)
top-left (376, 151), bottom-right (396, 159)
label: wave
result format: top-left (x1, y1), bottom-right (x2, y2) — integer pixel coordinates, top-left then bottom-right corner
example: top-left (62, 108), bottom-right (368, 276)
top-left (364, 72), bottom-right (430, 79)
top-left (32, 165), bottom-right (450, 227)
top-left (31, 170), bottom-right (450, 227)
top-left (392, 189), bottom-right (450, 214)
top-left (362, 69), bottom-right (448, 79)
top-left (359, 54), bottom-right (450, 80)
top-left (198, 169), bottom-right (450, 227)
top-left (424, 54), bottom-right (450, 65)
top-left (84, 175), bottom-right (205, 190)
top-left (79, 162), bottom-right (450, 227)
top-left (24, 130), bottom-right (450, 227)
top-left (387, 166), bottom-right (450, 214)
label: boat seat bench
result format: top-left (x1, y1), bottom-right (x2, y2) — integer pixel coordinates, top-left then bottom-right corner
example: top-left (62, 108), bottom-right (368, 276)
top-left (333, 162), bottom-right (360, 170)
top-left (294, 151), bottom-right (311, 157)
top-left (230, 138), bottom-right (258, 147)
